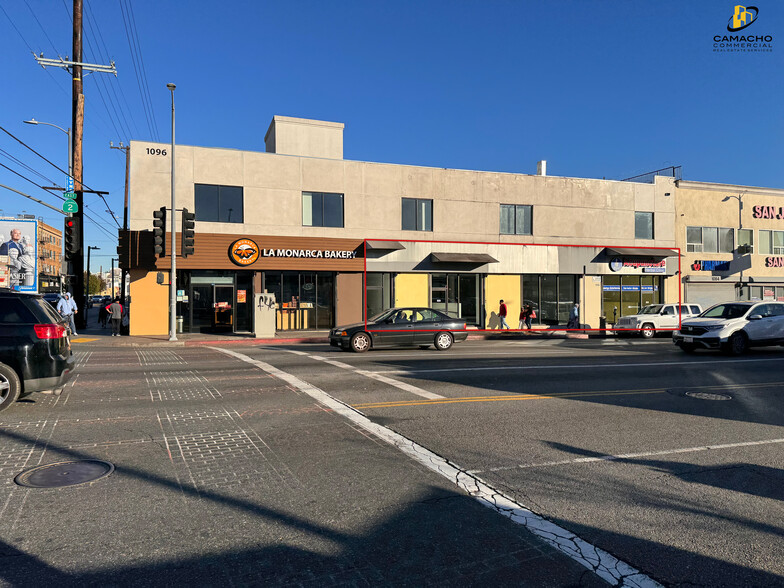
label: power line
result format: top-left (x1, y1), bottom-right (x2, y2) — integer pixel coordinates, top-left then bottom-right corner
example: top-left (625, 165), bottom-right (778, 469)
top-left (126, 0), bottom-right (159, 139)
top-left (0, 147), bottom-right (58, 185)
top-left (119, 0), bottom-right (156, 141)
top-left (23, 0), bottom-right (59, 54)
top-left (0, 161), bottom-right (62, 195)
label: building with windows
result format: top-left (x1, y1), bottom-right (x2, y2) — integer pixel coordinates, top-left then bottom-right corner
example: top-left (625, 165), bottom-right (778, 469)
top-left (676, 181), bottom-right (784, 307)
top-left (37, 221), bottom-right (62, 293)
top-left (123, 116), bottom-right (682, 336)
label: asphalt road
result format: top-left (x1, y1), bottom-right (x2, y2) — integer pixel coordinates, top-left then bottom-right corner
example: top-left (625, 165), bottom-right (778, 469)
top-left (1, 337), bottom-right (782, 587)
top-left (235, 338), bottom-right (784, 587)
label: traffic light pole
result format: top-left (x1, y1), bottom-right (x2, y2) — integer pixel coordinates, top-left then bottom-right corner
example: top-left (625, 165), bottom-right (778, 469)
top-left (168, 83), bottom-right (177, 341)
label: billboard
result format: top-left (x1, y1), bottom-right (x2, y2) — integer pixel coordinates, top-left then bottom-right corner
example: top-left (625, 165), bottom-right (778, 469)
top-left (0, 219), bottom-right (38, 292)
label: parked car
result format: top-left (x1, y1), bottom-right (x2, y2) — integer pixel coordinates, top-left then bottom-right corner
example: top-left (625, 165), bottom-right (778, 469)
top-left (329, 307), bottom-right (468, 352)
top-left (90, 295), bottom-right (104, 307)
top-left (0, 290), bottom-right (75, 412)
top-left (673, 301), bottom-right (784, 355)
top-left (42, 292), bottom-right (62, 309)
top-left (614, 303), bottom-right (703, 338)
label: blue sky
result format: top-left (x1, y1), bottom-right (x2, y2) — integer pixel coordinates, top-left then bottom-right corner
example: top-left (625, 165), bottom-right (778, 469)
top-left (1, 0), bottom-right (782, 266)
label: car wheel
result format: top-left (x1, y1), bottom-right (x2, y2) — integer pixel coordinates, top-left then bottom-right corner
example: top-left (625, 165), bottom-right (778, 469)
top-left (680, 343), bottom-right (697, 354)
top-left (434, 332), bottom-right (453, 351)
top-left (350, 332), bottom-right (371, 353)
top-left (0, 362), bottom-right (21, 413)
top-left (725, 332), bottom-right (748, 356)
top-left (641, 323), bottom-right (655, 339)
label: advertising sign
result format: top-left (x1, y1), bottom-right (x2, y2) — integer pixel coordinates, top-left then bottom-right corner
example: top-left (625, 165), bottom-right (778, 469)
top-left (0, 219), bottom-right (38, 292)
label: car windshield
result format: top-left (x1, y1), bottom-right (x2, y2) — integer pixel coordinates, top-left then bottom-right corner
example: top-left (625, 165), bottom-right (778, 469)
top-left (700, 304), bottom-right (750, 319)
top-left (639, 305), bottom-right (662, 315)
top-left (368, 309), bottom-right (396, 322)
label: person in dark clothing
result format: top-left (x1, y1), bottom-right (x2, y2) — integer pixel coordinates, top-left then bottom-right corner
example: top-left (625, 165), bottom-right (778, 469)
top-left (567, 303), bottom-right (580, 329)
top-left (108, 297), bottom-right (124, 336)
top-left (499, 300), bottom-right (509, 330)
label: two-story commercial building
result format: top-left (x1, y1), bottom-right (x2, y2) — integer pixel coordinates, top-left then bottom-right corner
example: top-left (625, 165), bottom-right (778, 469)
top-left (123, 116), bottom-right (682, 336)
top-left (676, 181), bottom-right (784, 307)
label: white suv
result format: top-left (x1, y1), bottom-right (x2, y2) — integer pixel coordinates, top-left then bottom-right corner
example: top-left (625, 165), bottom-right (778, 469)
top-left (673, 301), bottom-right (784, 354)
top-left (615, 304), bottom-right (703, 338)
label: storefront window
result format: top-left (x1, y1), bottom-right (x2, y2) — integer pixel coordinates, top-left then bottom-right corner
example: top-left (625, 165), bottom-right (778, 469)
top-left (264, 271), bottom-right (335, 330)
top-left (430, 273), bottom-right (479, 325)
top-left (602, 275), bottom-right (661, 322)
top-left (366, 273), bottom-right (392, 319)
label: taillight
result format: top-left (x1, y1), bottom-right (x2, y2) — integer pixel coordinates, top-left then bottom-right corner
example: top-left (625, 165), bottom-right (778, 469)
top-left (34, 324), bottom-right (66, 339)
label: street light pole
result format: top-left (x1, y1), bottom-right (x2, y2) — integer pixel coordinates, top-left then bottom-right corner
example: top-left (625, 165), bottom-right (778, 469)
top-left (23, 119), bottom-right (72, 178)
top-left (167, 83), bottom-right (177, 341)
top-left (722, 193), bottom-right (745, 300)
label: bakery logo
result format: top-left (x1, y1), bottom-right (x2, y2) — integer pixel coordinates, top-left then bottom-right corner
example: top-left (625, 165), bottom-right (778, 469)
top-left (728, 5), bottom-right (758, 31)
top-left (229, 238), bottom-right (259, 266)
top-left (714, 5), bottom-right (773, 52)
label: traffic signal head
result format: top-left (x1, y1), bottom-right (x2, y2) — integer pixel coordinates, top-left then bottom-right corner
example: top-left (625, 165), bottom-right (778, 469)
top-left (181, 208), bottom-right (195, 257)
top-left (152, 206), bottom-right (166, 256)
top-left (64, 216), bottom-right (81, 260)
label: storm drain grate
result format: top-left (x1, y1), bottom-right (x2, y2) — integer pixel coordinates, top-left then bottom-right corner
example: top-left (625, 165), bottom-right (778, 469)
top-left (684, 391), bottom-right (732, 401)
top-left (14, 460), bottom-right (115, 488)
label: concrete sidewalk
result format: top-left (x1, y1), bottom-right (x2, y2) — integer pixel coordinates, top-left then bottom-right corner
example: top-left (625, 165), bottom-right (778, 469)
top-left (72, 322), bottom-right (592, 348)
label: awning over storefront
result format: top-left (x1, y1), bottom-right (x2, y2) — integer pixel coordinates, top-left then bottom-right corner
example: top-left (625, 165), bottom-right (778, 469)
top-left (365, 240), bottom-right (405, 251)
top-left (603, 247), bottom-right (679, 257)
top-left (430, 252), bottom-right (499, 264)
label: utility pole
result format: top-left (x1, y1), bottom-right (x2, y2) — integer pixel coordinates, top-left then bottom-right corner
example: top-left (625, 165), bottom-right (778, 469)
top-left (111, 142), bottom-right (130, 305)
top-left (33, 0), bottom-right (117, 328)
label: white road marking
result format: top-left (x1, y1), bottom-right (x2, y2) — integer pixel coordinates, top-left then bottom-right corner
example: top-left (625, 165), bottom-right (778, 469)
top-left (209, 346), bottom-right (660, 588)
top-left (469, 437), bottom-right (784, 474)
top-left (280, 350), bottom-right (445, 400)
top-left (369, 356), bottom-right (784, 375)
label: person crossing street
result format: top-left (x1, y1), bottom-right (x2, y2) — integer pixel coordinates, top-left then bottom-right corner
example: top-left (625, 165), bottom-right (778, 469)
top-left (108, 297), bottom-right (125, 336)
top-left (56, 292), bottom-right (79, 336)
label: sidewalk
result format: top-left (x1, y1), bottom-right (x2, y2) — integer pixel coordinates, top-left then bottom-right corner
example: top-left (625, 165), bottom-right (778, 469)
top-left (73, 322), bottom-right (592, 348)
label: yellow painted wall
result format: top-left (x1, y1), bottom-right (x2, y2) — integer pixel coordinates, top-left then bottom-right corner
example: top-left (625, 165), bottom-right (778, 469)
top-left (394, 273), bottom-right (428, 307)
top-left (583, 277), bottom-right (602, 329)
top-left (129, 269), bottom-right (169, 336)
top-left (484, 275), bottom-right (521, 329)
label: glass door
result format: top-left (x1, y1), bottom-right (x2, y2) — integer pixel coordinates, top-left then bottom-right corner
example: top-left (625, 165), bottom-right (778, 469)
top-left (213, 285), bottom-right (234, 331)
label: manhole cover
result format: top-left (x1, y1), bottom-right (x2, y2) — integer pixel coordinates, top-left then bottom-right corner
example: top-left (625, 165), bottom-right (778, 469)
top-left (14, 460), bottom-right (114, 488)
top-left (684, 391), bottom-right (732, 401)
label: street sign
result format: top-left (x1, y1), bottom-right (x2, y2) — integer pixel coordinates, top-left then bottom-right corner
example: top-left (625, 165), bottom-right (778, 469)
top-left (66, 176), bottom-right (74, 191)
top-left (62, 200), bottom-right (79, 213)
top-left (63, 191), bottom-right (76, 200)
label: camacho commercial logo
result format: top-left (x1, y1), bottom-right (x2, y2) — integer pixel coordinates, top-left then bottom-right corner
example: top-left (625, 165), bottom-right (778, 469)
top-left (728, 5), bottom-right (758, 31)
top-left (713, 5), bottom-right (773, 52)
top-left (229, 238), bottom-right (259, 266)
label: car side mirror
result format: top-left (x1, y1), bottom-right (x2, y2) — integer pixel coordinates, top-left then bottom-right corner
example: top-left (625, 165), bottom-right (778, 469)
top-left (748, 314), bottom-right (763, 321)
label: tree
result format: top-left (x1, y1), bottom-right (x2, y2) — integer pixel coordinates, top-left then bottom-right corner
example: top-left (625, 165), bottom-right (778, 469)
top-left (84, 272), bottom-right (106, 295)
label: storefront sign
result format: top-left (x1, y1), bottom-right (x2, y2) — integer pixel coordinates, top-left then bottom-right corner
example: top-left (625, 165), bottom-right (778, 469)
top-left (765, 256), bottom-right (784, 267)
top-left (752, 205), bottom-right (784, 220)
top-left (602, 285), bottom-right (657, 292)
top-left (261, 248), bottom-right (357, 259)
top-left (691, 260), bottom-right (731, 271)
top-left (609, 257), bottom-right (665, 272)
top-left (229, 239), bottom-right (260, 266)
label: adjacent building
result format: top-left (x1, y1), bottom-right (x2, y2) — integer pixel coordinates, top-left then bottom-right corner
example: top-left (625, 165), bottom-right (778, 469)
top-left (38, 220), bottom-right (63, 293)
top-left (123, 116), bottom-right (693, 336)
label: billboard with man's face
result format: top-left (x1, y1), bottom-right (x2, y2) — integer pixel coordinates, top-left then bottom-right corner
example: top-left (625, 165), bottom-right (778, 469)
top-left (0, 219), bottom-right (38, 292)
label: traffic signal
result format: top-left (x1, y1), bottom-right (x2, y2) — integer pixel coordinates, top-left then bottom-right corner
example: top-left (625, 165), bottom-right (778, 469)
top-left (64, 216), bottom-right (81, 260)
top-left (153, 206), bottom-right (166, 256)
top-left (116, 229), bottom-right (128, 263)
top-left (181, 208), bottom-right (195, 257)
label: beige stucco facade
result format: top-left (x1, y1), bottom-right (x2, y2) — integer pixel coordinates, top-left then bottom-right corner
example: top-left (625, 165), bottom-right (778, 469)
top-left (126, 115), bottom-right (683, 335)
top-left (676, 181), bottom-right (784, 307)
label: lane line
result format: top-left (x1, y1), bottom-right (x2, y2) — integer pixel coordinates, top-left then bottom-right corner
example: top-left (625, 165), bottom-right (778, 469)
top-left (469, 437), bottom-right (784, 474)
top-left (352, 380), bottom-right (784, 409)
top-left (369, 356), bottom-right (784, 375)
top-left (208, 346), bottom-right (660, 588)
top-left (278, 349), bottom-right (445, 400)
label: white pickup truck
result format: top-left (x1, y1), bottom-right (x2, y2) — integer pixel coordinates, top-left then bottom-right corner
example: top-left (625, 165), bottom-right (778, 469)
top-left (614, 303), bottom-right (703, 338)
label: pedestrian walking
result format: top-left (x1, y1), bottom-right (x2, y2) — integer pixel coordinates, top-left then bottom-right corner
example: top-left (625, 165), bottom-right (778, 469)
top-left (525, 304), bottom-right (535, 330)
top-left (518, 305), bottom-right (527, 330)
top-left (567, 303), bottom-right (580, 329)
top-left (499, 299), bottom-right (510, 330)
top-left (56, 292), bottom-right (78, 336)
top-left (108, 297), bottom-right (124, 336)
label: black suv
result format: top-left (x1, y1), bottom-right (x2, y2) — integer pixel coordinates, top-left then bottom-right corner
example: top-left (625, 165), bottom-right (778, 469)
top-left (0, 290), bottom-right (75, 412)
